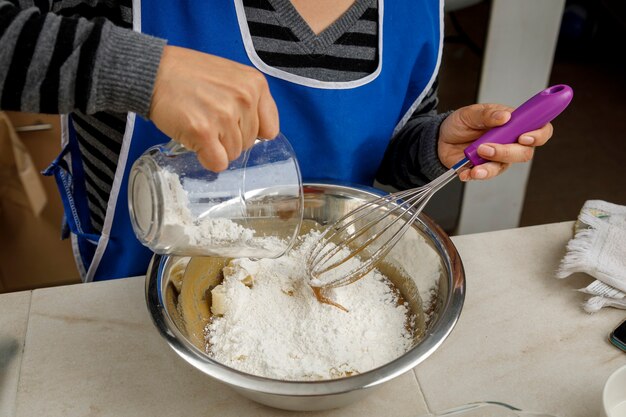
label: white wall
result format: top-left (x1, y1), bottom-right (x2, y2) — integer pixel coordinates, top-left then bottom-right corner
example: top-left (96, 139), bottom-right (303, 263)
top-left (457, 0), bottom-right (566, 234)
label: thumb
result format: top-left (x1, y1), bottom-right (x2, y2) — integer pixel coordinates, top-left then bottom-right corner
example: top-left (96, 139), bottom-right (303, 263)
top-left (458, 103), bottom-right (511, 131)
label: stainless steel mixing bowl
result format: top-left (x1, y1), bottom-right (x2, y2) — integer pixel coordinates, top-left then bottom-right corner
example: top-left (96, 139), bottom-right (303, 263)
top-left (145, 182), bottom-right (465, 411)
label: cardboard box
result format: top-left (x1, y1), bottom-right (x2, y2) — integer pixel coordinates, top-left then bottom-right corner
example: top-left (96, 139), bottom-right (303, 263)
top-left (0, 112), bottom-right (80, 293)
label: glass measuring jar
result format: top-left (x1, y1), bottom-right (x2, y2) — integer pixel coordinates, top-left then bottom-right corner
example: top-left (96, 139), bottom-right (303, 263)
top-left (128, 133), bottom-right (303, 258)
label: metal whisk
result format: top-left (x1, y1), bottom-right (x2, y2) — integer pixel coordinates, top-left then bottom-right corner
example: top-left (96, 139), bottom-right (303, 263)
top-left (306, 85), bottom-right (574, 289)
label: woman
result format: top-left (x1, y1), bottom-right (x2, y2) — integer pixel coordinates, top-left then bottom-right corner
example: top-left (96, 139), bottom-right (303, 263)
top-left (0, 0), bottom-right (553, 281)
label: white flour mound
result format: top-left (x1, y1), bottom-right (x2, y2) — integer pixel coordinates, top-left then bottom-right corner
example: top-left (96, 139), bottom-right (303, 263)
top-left (205, 232), bottom-right (416, 381)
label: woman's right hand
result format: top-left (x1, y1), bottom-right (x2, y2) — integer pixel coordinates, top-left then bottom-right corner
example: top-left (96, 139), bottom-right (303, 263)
top-left (149, 45), bottom-right (280, 172)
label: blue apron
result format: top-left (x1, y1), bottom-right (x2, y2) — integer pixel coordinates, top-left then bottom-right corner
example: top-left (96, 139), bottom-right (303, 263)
top-left (47, 0), bottom-right (442, 281)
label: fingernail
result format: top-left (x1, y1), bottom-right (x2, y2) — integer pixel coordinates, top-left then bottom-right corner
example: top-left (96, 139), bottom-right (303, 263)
top-left (474, 168), bottom-right (488, 179)
top-left (519, 135), bottom-right (534, 145)
top-left (478, 144), bottom-right (496, 157)
top-left (493, 111), bottom-right (507, 120)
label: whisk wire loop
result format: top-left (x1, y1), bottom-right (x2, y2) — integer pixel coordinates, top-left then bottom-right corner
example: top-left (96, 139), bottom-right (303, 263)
top-left (306, 162), bottom-right (468, 288)
top-left (318, 193), bottom-right (436, 288)
top-left (310, 188), bottom-right (429, 279)
top-left (306, 190), bottom-right (413, 268)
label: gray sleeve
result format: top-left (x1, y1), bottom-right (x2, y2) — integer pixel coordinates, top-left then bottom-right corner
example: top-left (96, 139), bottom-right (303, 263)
top-left (90, 23), bottom-right (166, 117)
top-left (0, 1), bottom-right (166, 117)
top-left (376, 82), bottom-right (452, 189)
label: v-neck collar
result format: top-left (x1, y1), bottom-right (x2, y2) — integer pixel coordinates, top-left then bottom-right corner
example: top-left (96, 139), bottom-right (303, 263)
top-left (267, 0), bottom-right (374, 54)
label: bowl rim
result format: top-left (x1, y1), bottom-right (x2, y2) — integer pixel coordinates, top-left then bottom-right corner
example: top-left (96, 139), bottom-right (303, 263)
top-left (603, 363), bottom-right (626, 416)
top-left (145, 181), bottom-right (465, 397)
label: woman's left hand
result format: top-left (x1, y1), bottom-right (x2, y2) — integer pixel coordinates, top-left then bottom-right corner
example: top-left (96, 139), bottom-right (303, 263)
top-left (438, 103), bottom-right (554, 181)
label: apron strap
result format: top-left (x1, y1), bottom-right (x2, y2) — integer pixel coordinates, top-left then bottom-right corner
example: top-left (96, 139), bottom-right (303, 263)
top-left (42, 143), bottom-right (100, 244)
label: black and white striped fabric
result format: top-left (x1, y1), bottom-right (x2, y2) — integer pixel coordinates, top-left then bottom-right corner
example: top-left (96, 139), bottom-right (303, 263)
top-left (71, 110), bottom-right (125, 230)
top-left (243, 0), bottom-right (378, 82)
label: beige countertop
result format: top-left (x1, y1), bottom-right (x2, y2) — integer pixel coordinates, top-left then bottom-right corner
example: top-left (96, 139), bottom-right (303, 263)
top-left (1, 221), bottom-right (624, 417)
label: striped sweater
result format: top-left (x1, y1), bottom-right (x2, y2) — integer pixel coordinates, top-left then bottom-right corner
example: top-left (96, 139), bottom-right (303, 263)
top-left (246, 0), bottom-right (378, 81)
top-left (0, 0), bottom-right (448, 233)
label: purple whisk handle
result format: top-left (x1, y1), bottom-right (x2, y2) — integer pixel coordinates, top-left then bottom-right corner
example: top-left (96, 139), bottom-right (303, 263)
top-left (463, 84), bottom-right (574, 166)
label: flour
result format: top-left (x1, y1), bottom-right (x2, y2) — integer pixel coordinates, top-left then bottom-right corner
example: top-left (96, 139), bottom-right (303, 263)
top-left (205, 231), bottom-right (417, 381)
top-left (159, 169), bottom-right (254, 243)
top-left (156, 169), bottom-right (286, 257)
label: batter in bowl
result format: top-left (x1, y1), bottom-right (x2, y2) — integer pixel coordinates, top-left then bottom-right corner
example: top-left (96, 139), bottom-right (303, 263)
top-left (174, 228), bottom-right (438, 381)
